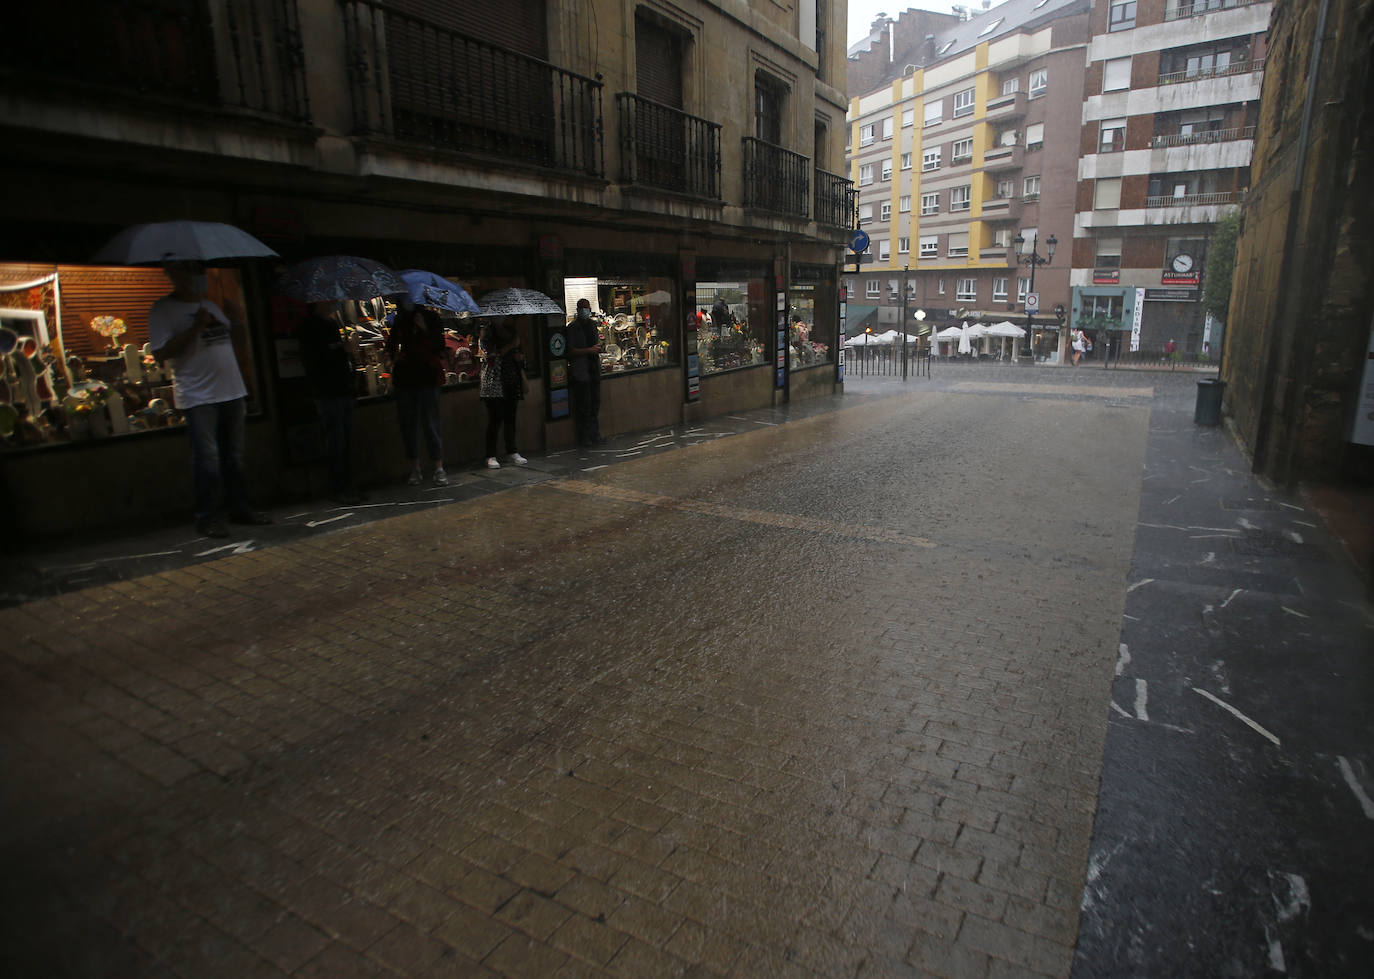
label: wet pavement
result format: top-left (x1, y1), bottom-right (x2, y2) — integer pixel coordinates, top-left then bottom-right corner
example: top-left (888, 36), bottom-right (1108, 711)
top-left (1, 363), bottom-right (1370, 977)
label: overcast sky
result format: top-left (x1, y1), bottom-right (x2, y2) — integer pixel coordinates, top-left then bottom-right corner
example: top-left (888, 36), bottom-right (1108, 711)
top-left (847, 1), bottom-right (1006, 47)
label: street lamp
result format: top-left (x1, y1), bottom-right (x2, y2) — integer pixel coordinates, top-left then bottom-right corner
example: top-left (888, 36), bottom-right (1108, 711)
top-left (914, 308), bottom-right (927, 375)
top-left (1012, 232), bottom-right (1058, 361)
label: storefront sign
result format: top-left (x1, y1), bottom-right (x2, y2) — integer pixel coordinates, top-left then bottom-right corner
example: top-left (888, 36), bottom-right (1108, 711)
top-left (1131, 287), bottom-right (1145, 351)
top-left (1092, 269), bottom-right (1120, 284)
top-left (1161, 271), bottom-right (1200, 286)
top-left (544, 322), bottom-right (570, 420)
top-left (1144, 288), bottom-right (1198, 302)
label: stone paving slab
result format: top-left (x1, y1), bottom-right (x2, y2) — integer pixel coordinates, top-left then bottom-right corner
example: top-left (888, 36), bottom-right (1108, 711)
top-left (0, 384), bottom-right (1152, 977)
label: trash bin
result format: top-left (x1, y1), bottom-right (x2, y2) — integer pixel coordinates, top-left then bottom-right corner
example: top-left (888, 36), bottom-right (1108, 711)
top-left (1195, 378), bottom-right (1226, 425)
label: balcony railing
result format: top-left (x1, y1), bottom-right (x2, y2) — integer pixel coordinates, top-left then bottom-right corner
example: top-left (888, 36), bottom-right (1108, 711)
top-left (1151, 125), bottom-right (1257, 148)
top-left (341, 0), bottom-right (603, 178)
top-left (1164, 0), bottom-right (1265, 21)
top-left (814, 169), bottom-right (857, 228)
top-left (983, 143), bottom-right (1024, 172)
top-left (742, 138), bottom-right (809, 219)
top-left (985, 91), bottom-right (1026, 119)
top-left (617, 93), bottom-right (720, 199)
top-left (2, 0), bottom-right (310, 123)
top-left (1145, 190), bottom-right (1244, 207)
top-left (1158, 58), bottom-right (1266, 86)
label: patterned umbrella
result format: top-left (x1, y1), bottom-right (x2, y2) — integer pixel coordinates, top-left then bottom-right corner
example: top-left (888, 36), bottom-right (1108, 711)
top-left (474, 287), bottom-right (564, 317)
top-left (277, 256), bottom-right (407, 302)
top-left (92, 220), bottom-right (278, 265)
top-left (398, 269), bottom-right (479, 315)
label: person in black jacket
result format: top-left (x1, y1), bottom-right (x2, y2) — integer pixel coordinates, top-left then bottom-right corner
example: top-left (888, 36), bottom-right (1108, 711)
top-left (297, 301), bottom-right (363, 503)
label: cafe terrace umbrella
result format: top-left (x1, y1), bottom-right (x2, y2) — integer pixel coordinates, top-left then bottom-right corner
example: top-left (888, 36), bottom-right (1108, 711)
top-left (935, 326), bottom-right (964, 340)
top-left (398, 269), bottom-right (479, 315)
top-left (958, 321), bottom-right (973, 355)
top-left (277, 256), bottom-right (407, 302)
top-left (474, 287), bottom-right (564, 317)
top-left (92, 220), bottom-right (278, 265)
top-left (984, 320), bottom-right (1026, 338)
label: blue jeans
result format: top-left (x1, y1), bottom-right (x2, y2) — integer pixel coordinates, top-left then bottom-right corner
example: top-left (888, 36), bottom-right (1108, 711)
top-left (394, 387), bottom-right (442, 463)
top-left (314, 396), bottom-right (355, 494)
top-left (183, 398), bottom-right (249, 522)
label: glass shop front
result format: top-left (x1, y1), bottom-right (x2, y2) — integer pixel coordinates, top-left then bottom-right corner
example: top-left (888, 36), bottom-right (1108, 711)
top-left (693, 262), bottom-right (771, 375)
top-left (560, 274), bottom-right (679, 376)
top-left (787, 265), bottom-right (837, 372)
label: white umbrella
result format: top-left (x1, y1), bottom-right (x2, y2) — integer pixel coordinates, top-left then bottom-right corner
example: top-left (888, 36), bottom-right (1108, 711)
top-left (958, 321), bottom-right (972, 355)
top-left (935, 326), bottom-right (963, 340)
top-left (984, 321), bottom-right (1026, 338)
top-left (92, 220), bottom-right (278, 265)
top-left (966, 323), bottom-right (990, 339)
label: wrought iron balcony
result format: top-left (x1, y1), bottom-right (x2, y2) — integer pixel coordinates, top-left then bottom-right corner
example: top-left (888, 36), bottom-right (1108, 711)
top-left (1145, 190), bottom-right (1245, 207)
top-left (2, 0), bottom-right (310, 123)
top-left (1165, 0), bottom-right (1265, 21)
top-left (814, 169), bottom-right (857, 229)
top-left (1158, 58), bottom-right (1266, 86)
top-left (742, 138), bottom-right (810, 219)
top-left (341, 0), bottom-right (603, 178)
top-left (616, 94), bottom-right (720, 199)
top-left (1151, 125), bottom-right (1257, 148)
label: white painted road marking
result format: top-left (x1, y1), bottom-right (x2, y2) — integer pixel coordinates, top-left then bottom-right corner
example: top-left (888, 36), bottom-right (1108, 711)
top-left (194, 541), bottom-right (257, 557)
top-left (1337, 756), bottom-right (1374, 819)
top-left (306, 513), bottom-right (353, 528)
top-left (1115, 643), bottom-right (1131, 677)
top-left (1134, 679), bottom-right (1149, 721)
top-left (1193, 687), bottom-right (1281, 747)
top-left (1127, 578), bottom-right (1155, 592)
top-left (1220, 588), bottom-right (1242, 608)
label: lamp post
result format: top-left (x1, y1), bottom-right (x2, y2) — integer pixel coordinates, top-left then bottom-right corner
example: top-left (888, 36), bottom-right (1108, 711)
top-left (914, 308), bottom-right (927, 375)
top-left (1012, 232), bottom-right (1057, 361)
top-left (893, 266), bottom-right (911, 380)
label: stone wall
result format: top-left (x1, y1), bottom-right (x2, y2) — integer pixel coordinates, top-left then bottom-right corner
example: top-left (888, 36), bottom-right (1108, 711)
top-left (1223, 0), bottom-right (1374, 485)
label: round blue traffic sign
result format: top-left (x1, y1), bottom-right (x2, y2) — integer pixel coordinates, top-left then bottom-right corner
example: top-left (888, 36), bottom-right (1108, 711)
top-left (849, 230), bottom-right (870, 254)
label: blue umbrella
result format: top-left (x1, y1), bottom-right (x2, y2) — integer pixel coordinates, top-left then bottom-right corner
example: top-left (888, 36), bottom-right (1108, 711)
top-left (398, 269), bottom-right (479, 316)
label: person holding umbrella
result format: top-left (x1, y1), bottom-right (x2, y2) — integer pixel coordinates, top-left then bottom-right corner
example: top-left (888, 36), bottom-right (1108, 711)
top-left (147, 262), bottom-right (272, 537)
top-left (387, 306), bottom-right (448, 486)
top-left (478, 316), bottom-right (528, 469)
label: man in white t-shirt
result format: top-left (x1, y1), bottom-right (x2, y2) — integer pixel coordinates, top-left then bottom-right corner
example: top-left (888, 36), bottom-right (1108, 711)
top-left (148, 263), bottom-right (271, 538)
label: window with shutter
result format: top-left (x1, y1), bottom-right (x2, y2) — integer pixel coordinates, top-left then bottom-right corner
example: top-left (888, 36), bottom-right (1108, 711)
top-left (636, 11), bottom-right (684, 109)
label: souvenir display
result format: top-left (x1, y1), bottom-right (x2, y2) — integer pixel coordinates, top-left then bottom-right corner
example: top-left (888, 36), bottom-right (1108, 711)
top-left (562, 276), bottom-right (677, 374)
top-left (695, 280), bottom-right (768, 374)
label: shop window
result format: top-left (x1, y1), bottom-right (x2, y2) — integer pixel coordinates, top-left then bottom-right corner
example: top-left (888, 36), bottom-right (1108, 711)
top-left (697, 269), bottom-right (770, 374)
top-left (788, 267), bottom-right (836, 371)
top-left (0, 263), bottom-right (259, 447)
top-left (564, 275), bottom-right (678, 376)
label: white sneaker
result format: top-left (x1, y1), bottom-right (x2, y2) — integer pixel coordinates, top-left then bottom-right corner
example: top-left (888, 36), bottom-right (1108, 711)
top-left (507, 453), bottom-right (528, 466)
top-left (486, 457), bottom-right (501, 469)
top-left (432, 467), bottom-right (449, 486)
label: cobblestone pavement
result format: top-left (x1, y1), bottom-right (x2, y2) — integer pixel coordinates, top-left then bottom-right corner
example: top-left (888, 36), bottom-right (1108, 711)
top-left (4, 367), bottom-right (1161, 976)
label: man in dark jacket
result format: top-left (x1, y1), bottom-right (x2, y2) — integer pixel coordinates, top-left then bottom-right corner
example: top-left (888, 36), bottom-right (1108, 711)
top-left (298, 301), bottom-right (363, 503)
top-left (567, 298), bottom-right (606, 446)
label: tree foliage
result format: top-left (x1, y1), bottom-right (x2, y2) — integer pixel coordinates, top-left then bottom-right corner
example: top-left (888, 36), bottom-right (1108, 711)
top-left (1202, 210), bottom-right (1241, 322)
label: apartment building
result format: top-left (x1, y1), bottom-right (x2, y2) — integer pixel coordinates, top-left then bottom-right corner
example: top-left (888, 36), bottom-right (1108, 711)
top-left (0, 0), bottom-right (852, 540)
top-left (1073, 0), bottom-right (1272, 354)
top-left (846, 0), bottom-right (1091, 359)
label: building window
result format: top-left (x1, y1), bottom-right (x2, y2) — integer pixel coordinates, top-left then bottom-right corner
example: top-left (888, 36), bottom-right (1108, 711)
top-left (880, 202), bottom-right (892, 221)
top-left (882, 117), bottom-right (895, 140)
top-left (1017, 277), bottom-right (1029, 301)
top-left (919, 236), bottom-right (939, 258)
top-left (755, 72), bottom-right (786, 144)
top-left (1025, 123), bottom-right (1044, 150)
top-left (948, 232), bottom-right (969, 257)
top-left (924, 100), bottom-right (943, 126)
top-left (1096, 237), bottom-right (1123, 269)
top-left (993, 228), bottom-right (1012, 247)
top-left (866, 279), bottom-right (880, 297)
top-left (922, 147), bottom-right (941, 171)
top-left (858, 203), bottom-right (874, 221)
top-left (1028, 68), bottom-right (1048, 98)
top-left (1100, 118), bottom-right (1127, 152)
top-left (1104, 56), bottom-right (1131, 91)
top-left (952, 138), bottom-right (973, 163)
top-left (899, 237), bottom-right (910, 253)
top-left (881, 160), bottom-right (893, 181)
top-left (1109, 1), bottom-right (1137, 32)
top-left (939, 277), bottom-right (946, 294)
top-left (860, 164), bottom-right (874, 186)
top-left (878, 240), bottom-right (891, 260)
top-left (996, 178), bottom-right (1015, 199)
top-left (1095, 177), bottom-right (1123, 209)
top-left (901, 152), bottom-right (913, 170)
top-left (1023, 175), bottom-right (1041, 200)
top-left (899, 195), bottom-right (911, 212)
top-left (860, 123), bottom-right (876, 146)
top-left (902, 108), bottom-right (915, 127)
top-left (953, 87), bottom-right (976, 118)
top-left (1001, 77), bottom-right (1020, 95)
top-left (993, 277), bottom-right (1009, 300)
top-left (956, 277), bottom-right (977, 301)
top-left (921, 192), bottom-right (940, 215)
top-left (951, 185), bottom-right (971, 211)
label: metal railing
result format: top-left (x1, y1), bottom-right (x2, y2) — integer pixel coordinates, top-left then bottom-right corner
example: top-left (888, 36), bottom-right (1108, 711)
top-left (1164, 0), bottom-right (1265, 21)
top-left (2, 0), bottom-right (310, 123)
top-left (1151, 125), bottom-right (1256, 147)
top-left (1145, 190), bottom-right (1243, 207)
top-left (341, 0), bottom-right (603, 177)
top-left (814, 169), bottom-right (857, 228)
top-left (616, 93), bottom-right (720, 198)
top-left (1158, 58), bottom-right (1265, 86)
top-left (742, 138), bottom-right (810, 218)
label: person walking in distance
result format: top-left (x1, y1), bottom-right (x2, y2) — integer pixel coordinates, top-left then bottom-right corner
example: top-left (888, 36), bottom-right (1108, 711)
top-left (147, 262), bottom-right (271, 538)
top-left (479, 316), bottom-right (528, 469)
top-left (567, 298), bottom-right (605, 446)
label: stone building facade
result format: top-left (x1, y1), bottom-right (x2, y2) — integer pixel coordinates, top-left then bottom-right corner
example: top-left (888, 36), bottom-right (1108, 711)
top-left (1223, 0), bottom-right (1374, 485)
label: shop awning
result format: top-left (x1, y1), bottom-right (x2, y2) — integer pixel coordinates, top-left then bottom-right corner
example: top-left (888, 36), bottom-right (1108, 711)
top-left (845, 304), bottom-right (878, 333)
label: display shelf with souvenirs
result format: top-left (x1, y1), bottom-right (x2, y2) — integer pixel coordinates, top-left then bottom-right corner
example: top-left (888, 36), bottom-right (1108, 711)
top-left (786, 276), bottom-right (836, 370)
top-left (562, 276), bottom-right (677, 375)
top-left (694, 280), bottom-right (768, 375)
top-left (0, 264), bottom-right (258, 448)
